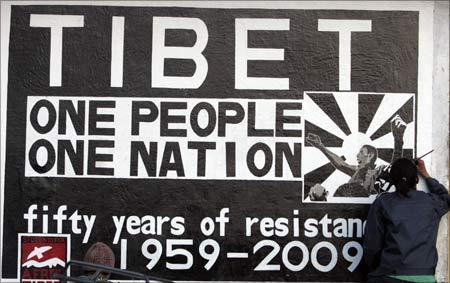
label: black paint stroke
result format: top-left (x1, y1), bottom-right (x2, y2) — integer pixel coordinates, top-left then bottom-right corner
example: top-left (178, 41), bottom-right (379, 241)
top-left (307, 92), bottom-right (351, 136)
top-left (358, 93), bottom-right (384, 134)
top-left (305, 121), bottom-right (344, 147)
top-left (370, 97), bottom-right (414, 141)
top-left (377, 148), bottom-right (414, 164)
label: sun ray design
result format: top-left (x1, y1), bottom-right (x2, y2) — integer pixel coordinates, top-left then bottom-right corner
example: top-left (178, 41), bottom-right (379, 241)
top-left (305, 121), bottom-right (344, 147)
top-left (302, 91), bottom-right (415, 204)
top-left (358, 93), bottom-right (384, 134)
top-left (370, 98), bottom-right (414, 141)
top-left (303, 147), bottom-right (344, 174)
top-left (308, 92), bottom-right (351, 136)
top-left (371, 132), bottom-right (395, 148)
top-left (303, 94), bottom-right (348, 140)
top-left (334, 92), bottom-right (359, 135)
top-left (371, 122), bottom-right (414, 149)
top-left (375, 157), bottom-right (390, 167)
top-left (365, 93), bottom-right (413, 138)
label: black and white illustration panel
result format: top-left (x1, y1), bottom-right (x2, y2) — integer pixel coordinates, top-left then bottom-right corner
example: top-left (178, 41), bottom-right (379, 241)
top-left (302, 91), bottom-right (415, 204)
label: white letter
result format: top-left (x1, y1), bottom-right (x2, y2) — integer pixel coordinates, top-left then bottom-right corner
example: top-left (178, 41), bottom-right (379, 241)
top-left (318, 19), bottom-right (372, 91)
top-left (156, 216), bottom-right (170, 235)
top-left (319, 214), bottom-right (332, 238)
top-left (215, 208), bottom-right (229, 236)
top-left (112, 216), bottom-right (125, 244)
top-left (69, 210), bottom-right (82, 234)
top-left (170, 216), bottom-right (185, 236)
top-left (24, 204), bottom-right (38, 233)
top-left (120, 239), bottom-right (127, 269)
top-left (333, 218), bottom-right (347, 237)
top-left (82, 215), bottom-right (96, 243)
top-left (275, 218), bottom-right (289, 237)
top-left (235, 18), bottom-right (289, 90)
top-left (30, 14), bottom-right (84, 87)
top-left (126, 215), bottom-right (141, 235)
top-left (42, 205), bottom-right (49, 233)
top-left (111, 16), bottom-right (125, 87)
top-left (53, 205), bottom-right (67, 233)
top-left (152, 17), bottom-right (208, 88)
top-left (304, 218), bottom-right (318, 237)
top-left (245, 217), bottom-right (259, 236)
top-left (348, 218), bottom-right (363, 237)
top-left (260, 218), bottom-right (274, 237)
top-left (200, 217), bottom-right (215, 236)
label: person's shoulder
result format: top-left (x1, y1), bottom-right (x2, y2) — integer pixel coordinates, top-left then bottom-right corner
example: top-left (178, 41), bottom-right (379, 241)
top-left (410, 190), bottom-right (433, 198)
top-left (372, 192), bottom-right (392, 206)
top-left (369, 192), bottom-right (394, 216)
top-left (414, 190), bottom-right (428, 196)
top-left (374, 191), bottom-right (400, 206)
top-left (416, 190), bottom-right (441, 201)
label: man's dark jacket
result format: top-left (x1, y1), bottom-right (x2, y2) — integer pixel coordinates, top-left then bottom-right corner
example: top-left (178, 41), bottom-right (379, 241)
top-left (363, 178), bottom-right (450, 277)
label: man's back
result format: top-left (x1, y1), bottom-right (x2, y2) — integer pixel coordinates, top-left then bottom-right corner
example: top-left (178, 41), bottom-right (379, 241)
top-left (372, 191), bottom-right (439, 275)
top-left (364, 177), bottom-right (450, 277)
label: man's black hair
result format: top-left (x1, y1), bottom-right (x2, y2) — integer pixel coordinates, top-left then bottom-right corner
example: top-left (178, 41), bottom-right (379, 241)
top-left (390, 158), bottom-right (418, 197)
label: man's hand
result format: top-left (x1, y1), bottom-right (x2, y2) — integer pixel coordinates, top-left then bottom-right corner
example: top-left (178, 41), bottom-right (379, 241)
top-left (416, 159), bottom-right (431, 178)
top-left (306, 133), bottom-right (323, 148)
top-left (391, 114), bottom-right (406, 141)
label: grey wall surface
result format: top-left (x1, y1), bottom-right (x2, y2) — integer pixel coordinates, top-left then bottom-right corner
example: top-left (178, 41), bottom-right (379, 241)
top-left (433, 1), bottom-right (449, 282)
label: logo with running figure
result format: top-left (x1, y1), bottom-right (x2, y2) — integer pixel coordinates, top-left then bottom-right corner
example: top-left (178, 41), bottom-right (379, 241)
top-left (18, 233), bottom-right (70, 283)
top-left (302, 91), bottom-right (415, 204)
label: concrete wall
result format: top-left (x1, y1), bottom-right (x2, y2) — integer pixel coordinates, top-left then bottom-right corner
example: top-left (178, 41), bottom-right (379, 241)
top-left (433, 1), bottom-right (449, 282)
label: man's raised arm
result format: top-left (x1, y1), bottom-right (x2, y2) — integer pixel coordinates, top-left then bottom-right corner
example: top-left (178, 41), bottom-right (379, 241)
top-left (390, 114), bottom-right (406, 163)
top-left (306, 133), bottom-right (357, 176)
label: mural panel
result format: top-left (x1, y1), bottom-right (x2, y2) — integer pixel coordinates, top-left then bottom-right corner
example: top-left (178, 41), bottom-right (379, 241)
top-left (0, 2), bottom-right (427, 282)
